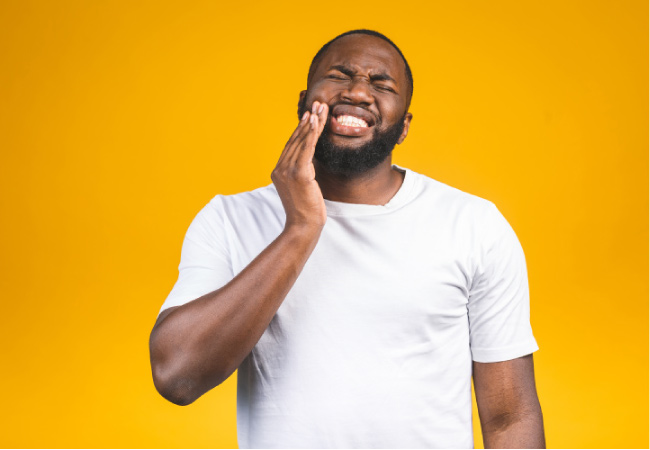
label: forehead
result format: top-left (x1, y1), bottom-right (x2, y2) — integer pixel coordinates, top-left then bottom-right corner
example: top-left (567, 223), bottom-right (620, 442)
top-left (313, 34), bottom-right (407, 84)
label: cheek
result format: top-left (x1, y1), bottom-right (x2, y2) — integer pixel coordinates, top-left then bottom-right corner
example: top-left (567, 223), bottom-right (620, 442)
top-left (307, 82), bottom-right (344, 103)
top-left (377, 98), bottom-right (407, 118)
top-left (379, 99), bottom-right (407, 124)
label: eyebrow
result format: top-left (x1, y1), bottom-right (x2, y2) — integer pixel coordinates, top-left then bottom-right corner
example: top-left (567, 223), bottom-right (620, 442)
top-left (328, 64), bottom-right (397, 84)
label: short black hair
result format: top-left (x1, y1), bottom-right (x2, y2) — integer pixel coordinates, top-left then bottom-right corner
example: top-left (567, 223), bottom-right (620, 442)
top-left (307, 29), bottom-right (413, 105)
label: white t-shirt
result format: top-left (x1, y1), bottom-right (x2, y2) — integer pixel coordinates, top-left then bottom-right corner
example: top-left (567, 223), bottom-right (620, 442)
top-left (159, 165), bottom-right (539, 449)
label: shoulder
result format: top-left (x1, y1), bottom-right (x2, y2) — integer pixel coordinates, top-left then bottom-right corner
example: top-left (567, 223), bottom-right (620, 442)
top-left (179, 184), bottom-right (283, 251)
top-left (188, 184), bottom-right (284, 238)
top-left (403, 166), bottom-right (498, 219)
top-left (399, 166), bottom-right (519, 253)
top-left (200, 183), bottom-right (281, 217)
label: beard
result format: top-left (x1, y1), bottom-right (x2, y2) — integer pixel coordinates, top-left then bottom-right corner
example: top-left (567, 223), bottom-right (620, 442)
top-left (313, 114), bottom-right (406, 177)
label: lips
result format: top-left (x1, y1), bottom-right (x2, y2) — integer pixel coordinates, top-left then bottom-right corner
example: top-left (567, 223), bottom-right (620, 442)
top-left (336, 115), bottom-right (369, 128)
top-left (328, 105), bottom-right (377, 137)
top-left (331, 105), bottom-right (377, 127)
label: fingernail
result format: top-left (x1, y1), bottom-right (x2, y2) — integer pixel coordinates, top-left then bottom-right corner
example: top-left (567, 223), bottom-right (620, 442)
top-left (318, 104), bottom-right (325, 114)
top-left (302, 111), bottom-right (309, 121)
top-left (312, 102), bottom-right (318, 114)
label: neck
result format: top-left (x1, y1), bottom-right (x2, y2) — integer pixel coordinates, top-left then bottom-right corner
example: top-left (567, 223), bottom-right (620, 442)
top-left (314, 158), bottom-right (405, 205)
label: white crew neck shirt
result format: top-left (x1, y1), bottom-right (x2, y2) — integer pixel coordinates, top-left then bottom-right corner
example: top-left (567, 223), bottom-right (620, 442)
top-left (159, 165), bottom-right (538, 449)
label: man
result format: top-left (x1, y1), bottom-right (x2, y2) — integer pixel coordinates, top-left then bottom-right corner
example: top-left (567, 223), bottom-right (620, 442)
top-left (149, 30), bottom-right (545, 448)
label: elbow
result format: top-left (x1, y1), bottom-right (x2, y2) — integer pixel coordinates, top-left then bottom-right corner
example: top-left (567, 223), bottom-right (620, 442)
top-left (149, 324), bottom-right (232, 405)
top-left (149, 340), bottom-right (201, 405)
top-left (149, 348), bottom-right (231, 406)
top-left (151, 361), bottom-right (201, 406)
top-left (149, 320), bottom-right (202, 406)
top-left (152, 366), bottom-right (230, 406)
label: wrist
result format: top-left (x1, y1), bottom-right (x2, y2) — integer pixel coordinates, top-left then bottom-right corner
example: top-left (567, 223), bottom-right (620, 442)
top-left (282, 222), bottom-right (324, 241)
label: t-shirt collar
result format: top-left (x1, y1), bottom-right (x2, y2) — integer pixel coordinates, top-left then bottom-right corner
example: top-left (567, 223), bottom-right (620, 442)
top-left (323, 164), bottom-right (416, 217)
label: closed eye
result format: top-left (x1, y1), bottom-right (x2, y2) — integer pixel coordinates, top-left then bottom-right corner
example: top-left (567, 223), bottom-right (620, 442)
top-left (374, 84), bottom-right (396, 93)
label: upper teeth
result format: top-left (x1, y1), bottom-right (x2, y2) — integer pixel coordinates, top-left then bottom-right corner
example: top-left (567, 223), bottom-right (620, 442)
top-left (336, 115), bottom-right (369, 128)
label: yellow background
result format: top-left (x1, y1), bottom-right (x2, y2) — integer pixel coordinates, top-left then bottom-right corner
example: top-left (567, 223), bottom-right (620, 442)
top-left (1, 0), bottom-right (647, 448)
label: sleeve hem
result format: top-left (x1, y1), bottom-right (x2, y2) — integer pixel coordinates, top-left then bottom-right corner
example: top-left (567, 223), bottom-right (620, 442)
top-left (471, 339), bottom-right (539, 363)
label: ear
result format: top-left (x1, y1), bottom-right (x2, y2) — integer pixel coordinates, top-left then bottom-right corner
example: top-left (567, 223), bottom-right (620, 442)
top-left (297, 91), bottom-right (307, 119)
top-left (396, 112), bottom-right (413, 145)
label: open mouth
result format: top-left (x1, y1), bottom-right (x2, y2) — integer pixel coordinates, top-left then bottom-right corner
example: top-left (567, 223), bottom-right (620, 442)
top-left (328, 106), bottom-right (376, 137)
top-left (335, 114), bottom-right (369, 128)
top-left (329, 115), bottom-right (373, 137)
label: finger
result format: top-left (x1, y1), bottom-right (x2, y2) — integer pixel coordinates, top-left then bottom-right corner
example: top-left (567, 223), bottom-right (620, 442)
top-left (285, 101), bottom-right (325, 166)
top-left (286, 112), bottom-right (315, 155)
top-left (306, 103), bottom-right (328, 146)
top-left (284, 111), bottom-right (310, 151)
top-left (317, 103), bottom-right (329, 135)
top-left (277, 111), bottom-right (311, 165)
top-left (308, 110), bottom-right (322, 144)
top-left (306, 101), bottom-right (328, 139)
top-left (293, 111), bottom-right (321, 166)
top-left (308, 100), bottom-right (316, 114)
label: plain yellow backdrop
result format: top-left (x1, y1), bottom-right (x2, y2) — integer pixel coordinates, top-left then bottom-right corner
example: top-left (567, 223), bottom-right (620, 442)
top-left (0, 0), bottom-right (647, 448)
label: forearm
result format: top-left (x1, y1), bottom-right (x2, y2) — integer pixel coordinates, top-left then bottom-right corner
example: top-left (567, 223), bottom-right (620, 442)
top-left (149, 224), bottom-right (322, 405)
top-left (474, 356), bottom-right (545, 448)
top-left (482, 408), bottom-right (545, 449)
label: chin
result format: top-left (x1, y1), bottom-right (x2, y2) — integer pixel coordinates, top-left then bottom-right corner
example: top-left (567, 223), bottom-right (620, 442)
top-left (312, 116), bottom-right (405, 176)
top-left (327, 138), bottom-right (368, 150)
top-left (328, 129), bottom-right (377, 144)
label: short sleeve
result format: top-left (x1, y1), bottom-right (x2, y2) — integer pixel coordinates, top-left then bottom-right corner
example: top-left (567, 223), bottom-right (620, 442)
top-left (468, 202), bottom-right (539, 363)
top-left (158, 196), bottom-right (234, 316)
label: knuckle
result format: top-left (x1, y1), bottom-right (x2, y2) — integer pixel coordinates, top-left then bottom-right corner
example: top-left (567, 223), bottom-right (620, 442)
top-left (271, 168), bottom-right (285, 180)
top-left (294, 170), bottom-right (311, 183)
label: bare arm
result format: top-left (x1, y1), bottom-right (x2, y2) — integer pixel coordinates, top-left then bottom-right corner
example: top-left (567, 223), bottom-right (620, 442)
top-left (473, 354), bottom-right (545, 448)
top-left (149, 102), bottom-right (329, 406)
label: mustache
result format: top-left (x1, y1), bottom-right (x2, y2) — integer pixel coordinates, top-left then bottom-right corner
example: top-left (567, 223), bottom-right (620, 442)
top-left (299, 102), bottom-right (381, 126)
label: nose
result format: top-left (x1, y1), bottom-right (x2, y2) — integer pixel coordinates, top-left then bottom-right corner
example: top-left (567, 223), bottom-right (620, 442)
top-left (340, 77), bottom-right (373, 105)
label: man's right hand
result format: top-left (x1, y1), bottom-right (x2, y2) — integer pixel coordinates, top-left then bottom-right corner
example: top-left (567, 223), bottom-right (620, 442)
top-left (271, 101), bottom-right (329, 231)
top-left (150, 102), bottom-right (331, 406)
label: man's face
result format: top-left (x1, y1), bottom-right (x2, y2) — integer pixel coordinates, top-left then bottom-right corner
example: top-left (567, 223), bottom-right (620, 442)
top-left (299, 34), bottom-right (413, 176)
